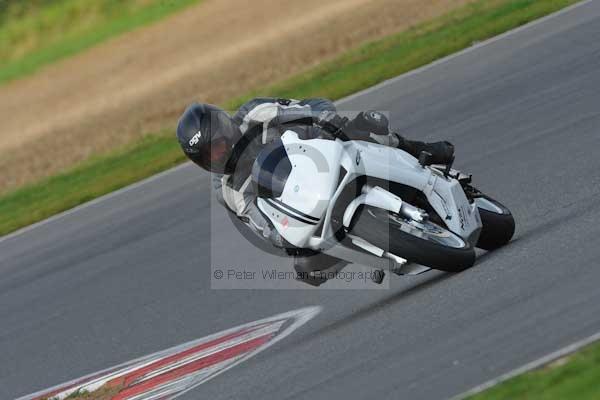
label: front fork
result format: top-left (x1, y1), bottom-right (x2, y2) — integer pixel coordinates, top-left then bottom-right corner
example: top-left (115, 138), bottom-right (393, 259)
top-left (342, 184), bottom-right (428, 228)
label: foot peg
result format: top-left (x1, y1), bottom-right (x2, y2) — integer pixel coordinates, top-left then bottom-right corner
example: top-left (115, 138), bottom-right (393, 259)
top-left (392, 263), bottom-right (432, 276)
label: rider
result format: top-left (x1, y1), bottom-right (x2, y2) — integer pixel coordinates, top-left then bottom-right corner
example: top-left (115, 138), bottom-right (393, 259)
top-left (176, 98), bottom-right (454, 284)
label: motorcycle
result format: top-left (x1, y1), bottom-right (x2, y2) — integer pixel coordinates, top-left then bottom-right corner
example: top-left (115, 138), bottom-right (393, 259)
top-left (252, 129), bottom-right (515, 285)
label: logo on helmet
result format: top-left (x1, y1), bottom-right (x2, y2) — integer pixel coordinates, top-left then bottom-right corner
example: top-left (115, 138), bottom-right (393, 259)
top-left (189, 130), bottom-right (202, 147)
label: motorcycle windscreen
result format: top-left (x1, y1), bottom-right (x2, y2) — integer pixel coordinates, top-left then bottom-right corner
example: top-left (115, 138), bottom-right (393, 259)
top-left (251, 138), bottom-right (292, 199)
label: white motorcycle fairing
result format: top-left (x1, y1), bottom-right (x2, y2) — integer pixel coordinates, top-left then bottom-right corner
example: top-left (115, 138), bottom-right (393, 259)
top-left (256, 130), bottom-right (481, 265)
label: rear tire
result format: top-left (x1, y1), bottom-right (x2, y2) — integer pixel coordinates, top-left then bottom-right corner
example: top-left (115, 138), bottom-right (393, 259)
top-left (349, 206), bottom-right (476, 272)
top-left (475, 195), bottom-right (515, 250)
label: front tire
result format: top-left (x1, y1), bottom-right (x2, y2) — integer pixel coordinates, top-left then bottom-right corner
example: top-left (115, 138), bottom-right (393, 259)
top-left (474, 195), bottom-right (515, 250)
top-left (349, 206), bottom-right (476, 272)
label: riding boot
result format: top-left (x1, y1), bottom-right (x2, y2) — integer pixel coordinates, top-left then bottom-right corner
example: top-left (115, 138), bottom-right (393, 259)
top-left (396, 136), bottom-right (455, 164)
top-left (292, 249), bottom-right (340, 287)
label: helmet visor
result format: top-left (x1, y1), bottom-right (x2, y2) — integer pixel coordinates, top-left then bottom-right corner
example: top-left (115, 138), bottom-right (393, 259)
top-left (204, 136), bottom-right (229, 163)
top-left (200, 110), bottom-right (241, 172)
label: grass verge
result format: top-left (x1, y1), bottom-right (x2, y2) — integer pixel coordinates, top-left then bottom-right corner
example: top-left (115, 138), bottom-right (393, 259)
top-left (0, 0), bottom-right (582, 237)
top-left (0, 0), bottom-right (200, 84)
top-left (225, 0), bottom-right (581, 108)
top-left (42, 382), bottom-right (123, 400)
top-left (465, 339), bottom-right (600, 400)
top-left (0, 135), bottom-right (184, 235)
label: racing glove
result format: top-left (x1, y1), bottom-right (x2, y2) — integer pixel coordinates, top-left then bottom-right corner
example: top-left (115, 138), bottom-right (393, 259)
top-left (345, 111), bottom-right (390, 136)
top-left (315, 110), bottom-right (349, 136)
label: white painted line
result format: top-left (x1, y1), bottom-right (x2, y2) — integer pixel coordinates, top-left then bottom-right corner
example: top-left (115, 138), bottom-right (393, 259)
top-left (16, 306), bottom-right (322, 400)
top-left (1, 0), bottom-right (592, 244)
top-left (451, 329), bottom-right (600, 399)
top-left (133, 321), bottom-right (286, 384)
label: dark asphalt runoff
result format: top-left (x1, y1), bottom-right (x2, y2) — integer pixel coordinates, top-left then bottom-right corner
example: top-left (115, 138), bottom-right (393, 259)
top-left (2, 1), bottom-right (600, 399)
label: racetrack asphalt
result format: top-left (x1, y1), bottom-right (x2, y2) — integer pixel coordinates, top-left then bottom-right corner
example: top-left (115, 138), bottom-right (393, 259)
top-left (2, 1), bottom-right (600, 398)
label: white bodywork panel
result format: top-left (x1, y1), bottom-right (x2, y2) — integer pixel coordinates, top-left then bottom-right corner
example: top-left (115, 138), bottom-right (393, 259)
top-left (257, 130), bottom-right (482, 251)
top-left (342, 186), bottom-right (402, 228)
top-left (258, 131), bottom-right (343, 247)
top-left (342, 140), bottom-right (481, 241)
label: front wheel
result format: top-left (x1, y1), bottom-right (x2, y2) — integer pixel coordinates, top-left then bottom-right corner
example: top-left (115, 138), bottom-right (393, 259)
top-left (349, 205), bottom-right (476, 272)
top-left (473, 195), bottom-right (515, 250)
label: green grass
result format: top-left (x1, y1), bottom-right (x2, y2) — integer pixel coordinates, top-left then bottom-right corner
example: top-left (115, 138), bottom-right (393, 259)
top-left (225, 0), bottom-right (580, 109)
top-left (466, 340), bottom-right (600, 400)
top-left (42, 382), bottom-right (123, 399)
top-left (0, 0), bottom-right (583, 237)
top-left (0, 0), bottom-right (200, 84)
top-left (0, 135), bottom-right (185, 235)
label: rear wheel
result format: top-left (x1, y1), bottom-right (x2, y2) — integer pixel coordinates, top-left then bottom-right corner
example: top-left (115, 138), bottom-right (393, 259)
top-left (349, 205), bottom-right (476, 272)
top-left (474, 195), bottom-right (515, 250)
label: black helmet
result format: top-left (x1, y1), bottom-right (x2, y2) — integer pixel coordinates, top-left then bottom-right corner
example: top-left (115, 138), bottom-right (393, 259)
top-left (176, 103), bottom-right (242, 173)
